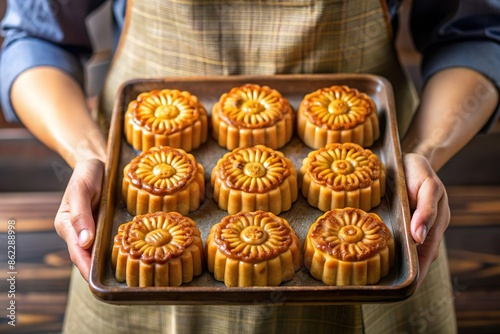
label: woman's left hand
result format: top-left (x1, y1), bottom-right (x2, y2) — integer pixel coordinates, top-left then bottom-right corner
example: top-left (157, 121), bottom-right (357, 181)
top-left (403, 153), bottom-right (450, 288)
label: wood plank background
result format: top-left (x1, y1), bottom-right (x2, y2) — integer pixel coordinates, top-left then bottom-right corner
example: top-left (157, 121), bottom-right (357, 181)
top-left (0, 192), bottom-right (70, 333)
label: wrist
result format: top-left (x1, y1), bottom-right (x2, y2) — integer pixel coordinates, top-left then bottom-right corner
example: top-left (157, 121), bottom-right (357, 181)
top-left (402, 141), bottom-right (446, 176)
top-left (56, 126), bottom-right (107, 168)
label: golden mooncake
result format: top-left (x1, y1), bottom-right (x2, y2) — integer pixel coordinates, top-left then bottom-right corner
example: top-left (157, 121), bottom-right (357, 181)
top-left (112, 211), bottom-right (204, 287)
top-left (297, 85), bottom-right (379, 149)
top-left (122, 146), bottom-right (205, 216)
top-left (304, 207), bottom-right (395, 286)
top-left (211, 145), bottom-right (298, 215)
top-left (300, 142), bottom-right (385, 212)
top-left (124, 89), bottom-right (208, 152)
top-left (211, 83), bottom-right (294, 150)
top-left (206, 210), bottom-right (301, 287)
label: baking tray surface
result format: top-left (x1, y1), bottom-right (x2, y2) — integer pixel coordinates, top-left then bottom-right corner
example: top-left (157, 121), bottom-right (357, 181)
top-left (89, 74), bottom-right (418, 305)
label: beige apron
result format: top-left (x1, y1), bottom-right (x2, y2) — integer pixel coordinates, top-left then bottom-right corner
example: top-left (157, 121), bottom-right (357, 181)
top-left (99, 0), bottom-right (418, 135)
top-left (64, 0), bottom-right (457, 333)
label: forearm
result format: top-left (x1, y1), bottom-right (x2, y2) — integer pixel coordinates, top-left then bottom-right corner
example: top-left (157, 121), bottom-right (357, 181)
top-left (11, 67), bottom-right (106, 168)
top-left (402, 67), bottom-right (499, 171)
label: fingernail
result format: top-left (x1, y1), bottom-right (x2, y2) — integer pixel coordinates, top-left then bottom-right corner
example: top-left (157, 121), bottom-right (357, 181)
top-left (417, 225), bottom-right (428, 244)
top-left (79, 229), bottom-right (90, 247)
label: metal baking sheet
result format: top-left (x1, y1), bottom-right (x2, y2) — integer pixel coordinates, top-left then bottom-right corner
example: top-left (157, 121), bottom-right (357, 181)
top-left (89, 74), bottom-right (418, 305)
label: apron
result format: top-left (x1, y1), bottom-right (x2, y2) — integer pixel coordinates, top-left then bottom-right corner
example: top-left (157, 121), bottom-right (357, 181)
top-left (64, 0), bottom-right (457, 333)
top-left (98, 0), bottom-right (418, 135)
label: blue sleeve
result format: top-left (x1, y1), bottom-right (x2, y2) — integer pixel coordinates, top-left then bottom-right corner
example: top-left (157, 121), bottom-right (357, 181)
top-left (411, 0), bottom-right (500, 132)
top-left (0, 0), bottom-right (105, 123)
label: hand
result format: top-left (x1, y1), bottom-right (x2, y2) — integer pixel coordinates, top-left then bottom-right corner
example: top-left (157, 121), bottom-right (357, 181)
top-left (54, 159), bottom-right (104, 281)
top-left (403, 153), bottom-right (450, 288)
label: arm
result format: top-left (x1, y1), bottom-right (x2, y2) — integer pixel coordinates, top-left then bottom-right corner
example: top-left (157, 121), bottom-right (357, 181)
top-left (403, 68), bottom-right (498, 171)
top-left (11, 68), bottom-right (106, 280)
top-left (402, 0), bottom-right (500, 286)
top-left (1, 0), bottom-right (107, 280)
top-left (11, 67), bottom-right (106, 168)
top-left (403, 69), bottom-right (498, 288)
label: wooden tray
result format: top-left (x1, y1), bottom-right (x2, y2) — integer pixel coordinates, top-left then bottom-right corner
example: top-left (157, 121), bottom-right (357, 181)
top-left (89, 74), bottom-right (418, 305)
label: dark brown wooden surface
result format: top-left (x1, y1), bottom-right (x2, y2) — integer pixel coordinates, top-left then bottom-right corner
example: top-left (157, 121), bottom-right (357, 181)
top-left (0, 192), bottom-right (70, 333)
top-left (0, 130), bottom-right (71, 192)
top-left (446, 187), bottom-right (500, 334)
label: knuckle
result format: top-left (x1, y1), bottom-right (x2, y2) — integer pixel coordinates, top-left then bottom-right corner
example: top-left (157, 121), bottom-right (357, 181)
top-left (70, 212), bottom-right (93, 227)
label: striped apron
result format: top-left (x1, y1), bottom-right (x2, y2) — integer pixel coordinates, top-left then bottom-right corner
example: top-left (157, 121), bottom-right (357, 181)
top-left (64, 0), bottom-right (457, 333)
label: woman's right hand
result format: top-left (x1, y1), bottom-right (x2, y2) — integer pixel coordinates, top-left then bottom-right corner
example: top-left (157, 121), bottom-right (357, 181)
top-left (54, 159), bottom-right (104, 281)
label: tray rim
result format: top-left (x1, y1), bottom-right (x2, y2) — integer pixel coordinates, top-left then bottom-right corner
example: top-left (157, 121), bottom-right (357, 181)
top-left (89, 73), bottom-right (418, 305)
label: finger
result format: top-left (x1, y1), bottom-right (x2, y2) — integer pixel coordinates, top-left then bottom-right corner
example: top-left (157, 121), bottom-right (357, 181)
top-left (403, 154), bottom-right (444, 245)
top-left (410, 174), bottom-right (443, 244)
top-left (403, 154), bottom-right (451, 287)
top-left (55, 203), bottom-right (92, 281)
top-left (67, 160), bottom-right (103, 249)
top-left (416, 194), bottom-right (450, 288)
top-left (69, 192), bottom-right (96, 249)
